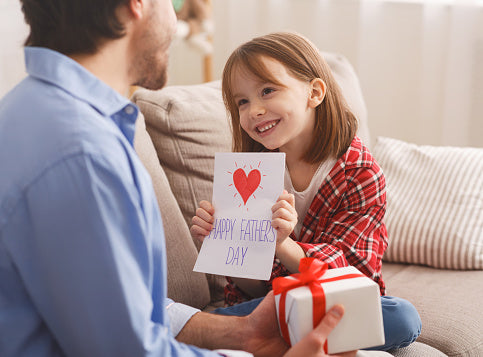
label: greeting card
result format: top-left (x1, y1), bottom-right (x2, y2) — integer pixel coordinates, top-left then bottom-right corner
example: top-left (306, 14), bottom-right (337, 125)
top-left (194, 152), bottom-right (285, 280)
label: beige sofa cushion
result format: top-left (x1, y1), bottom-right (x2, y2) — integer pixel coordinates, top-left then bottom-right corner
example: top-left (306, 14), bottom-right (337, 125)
top-left (383, 263), bottom-right (483, 357)
top-left (133, 81), bottom-right (230, 240)
top-left (134, 113), bottom-right (211, 309)
top-left (322, 52), bottom-right (371, 146)
top-left (133, 82), bottom-right (229, 303)
top-left (391, 342), bottom-right (447, 357)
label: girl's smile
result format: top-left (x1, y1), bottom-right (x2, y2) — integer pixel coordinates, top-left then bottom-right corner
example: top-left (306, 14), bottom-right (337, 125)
top-left (255, 119), bottom-right (280, 134)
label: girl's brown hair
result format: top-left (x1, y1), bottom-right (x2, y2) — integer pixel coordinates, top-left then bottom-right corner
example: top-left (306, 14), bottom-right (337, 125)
top-left (222, 32), bottom-right (358, 163)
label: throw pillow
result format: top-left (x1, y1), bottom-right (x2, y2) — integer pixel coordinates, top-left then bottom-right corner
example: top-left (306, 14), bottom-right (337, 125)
top-left (373, 137), bottom-right (483, 269)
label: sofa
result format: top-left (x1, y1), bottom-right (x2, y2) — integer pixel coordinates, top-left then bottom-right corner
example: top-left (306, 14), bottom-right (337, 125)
top-left (130, 53), bottom-right (483, 356)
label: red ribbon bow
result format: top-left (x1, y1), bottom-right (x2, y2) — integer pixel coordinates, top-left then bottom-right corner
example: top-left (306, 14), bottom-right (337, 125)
top-left (273, 258), bottom-right (364, 352)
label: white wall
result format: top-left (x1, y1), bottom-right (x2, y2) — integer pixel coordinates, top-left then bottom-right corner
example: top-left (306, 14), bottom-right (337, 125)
top-left (0, 1), bottom-right (28, 97)
top-left (175, 0), bottom-right (483, 148)
top-left (1, 0), bottom-right (482, 148)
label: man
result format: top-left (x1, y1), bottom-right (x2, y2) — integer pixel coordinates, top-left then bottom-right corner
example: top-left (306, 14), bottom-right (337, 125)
top-left (0, 0), bottom-right (354, 356)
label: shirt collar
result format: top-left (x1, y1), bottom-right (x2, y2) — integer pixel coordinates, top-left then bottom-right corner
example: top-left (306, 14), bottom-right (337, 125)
top-left (24, 47), bottom-right (135, 118)
top-left (24, 46), bottom-right (139, 144)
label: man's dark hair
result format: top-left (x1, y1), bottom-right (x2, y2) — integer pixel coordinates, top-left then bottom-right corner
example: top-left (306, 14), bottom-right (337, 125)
top-left (20, 0), bottom-right (130, 54)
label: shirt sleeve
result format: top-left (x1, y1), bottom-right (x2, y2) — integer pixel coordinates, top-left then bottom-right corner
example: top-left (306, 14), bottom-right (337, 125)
top-left (297, 164), bottom-right (388, 289)
top-left (164, 302), bottom-right (254, 357)
top-left (165, 299), bottom-right (200, 337)
top-left (8, 153), bottom-right (219, 357)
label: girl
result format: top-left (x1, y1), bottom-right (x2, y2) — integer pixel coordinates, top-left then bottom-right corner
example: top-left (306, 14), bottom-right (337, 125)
top-left (191, 32), bottom-right (421, 351)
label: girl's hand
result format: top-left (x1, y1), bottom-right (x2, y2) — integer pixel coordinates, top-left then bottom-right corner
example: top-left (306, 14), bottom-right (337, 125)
top-left (271, 190), bottom-right (297, 245)
top-left (190, 200), bottom-right (215, 243)
top-left (271, 190), bottom-right (305, 273)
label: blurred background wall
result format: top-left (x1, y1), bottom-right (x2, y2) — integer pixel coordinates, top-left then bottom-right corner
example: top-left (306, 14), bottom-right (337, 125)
top-left (2, 0), bottom-right (482, 148)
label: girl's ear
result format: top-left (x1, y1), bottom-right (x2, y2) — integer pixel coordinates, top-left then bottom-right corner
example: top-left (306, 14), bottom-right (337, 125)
top-left (308, 78), bottom-right (326, 108)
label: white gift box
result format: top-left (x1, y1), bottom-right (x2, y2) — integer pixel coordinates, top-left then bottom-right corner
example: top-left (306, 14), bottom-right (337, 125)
top-left (274, 266), bottom-right (385, 354)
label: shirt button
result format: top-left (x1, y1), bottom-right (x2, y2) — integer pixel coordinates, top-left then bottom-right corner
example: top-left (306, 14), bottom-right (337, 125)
top-left (124, 105), bottom-right (135, 115)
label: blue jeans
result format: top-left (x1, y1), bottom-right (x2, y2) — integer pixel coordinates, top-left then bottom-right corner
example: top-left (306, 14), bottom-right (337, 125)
top-left (213, 295), bottom-right (421, 351)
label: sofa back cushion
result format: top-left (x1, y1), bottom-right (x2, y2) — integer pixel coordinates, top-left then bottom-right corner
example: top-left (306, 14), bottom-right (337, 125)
top-left (133, 81), bottom-right (229, 303)
top-left (322, 52), bottom-right (371, 146)
top-left (132, 52), bottom-right (371, 305)
top-left (134, 114), bottom-right (211, 309)
top-left (133, 81), bottom-right (230, 240)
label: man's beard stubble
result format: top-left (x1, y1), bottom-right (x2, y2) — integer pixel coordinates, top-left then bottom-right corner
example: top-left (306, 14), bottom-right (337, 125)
top-left (131, 6), bottom-right (175, 91)
top-left (133, 54), bottom-right (169, 91)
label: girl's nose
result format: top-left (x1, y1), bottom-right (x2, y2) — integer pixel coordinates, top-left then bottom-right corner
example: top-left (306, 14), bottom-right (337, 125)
top-left (249, 102), bottom-right (266, 118)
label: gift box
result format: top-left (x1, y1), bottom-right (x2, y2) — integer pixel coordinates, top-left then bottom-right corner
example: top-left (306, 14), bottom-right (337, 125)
top-left (274, 258), bottom-right (385, 354)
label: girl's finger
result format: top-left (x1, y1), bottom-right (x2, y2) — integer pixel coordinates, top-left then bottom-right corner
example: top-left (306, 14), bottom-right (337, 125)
top-left (272, 207), bottom-right (295, 222)
top-left (271, 218), bottom-right (292, 231)
top-left (189, 225), bottom-right (209, 242)
top-left (191, 215), bottom-right (214, 231)
top-left (195, 207), bottom-right (215, 224)
top-left (272, 199), bottom-right (296, 214)
top-left (277, 191), bottom-right (294, 203)
top-left (199, 200), bottom-right (215, 214)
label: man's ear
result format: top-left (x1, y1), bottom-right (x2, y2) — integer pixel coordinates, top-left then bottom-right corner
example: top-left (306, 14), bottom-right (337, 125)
top-left (127, 0), bottom-right (144, 19)
top-left (118, 0), bottom-right (144, 25)
top-left (308, 78), bottom-right (326, 108)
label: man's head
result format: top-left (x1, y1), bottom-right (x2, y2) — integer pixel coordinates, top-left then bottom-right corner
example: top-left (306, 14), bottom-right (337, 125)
top-left (20, 0), bottom-right (131, 55)
top-left (20, 0), bottom-right (177, 90)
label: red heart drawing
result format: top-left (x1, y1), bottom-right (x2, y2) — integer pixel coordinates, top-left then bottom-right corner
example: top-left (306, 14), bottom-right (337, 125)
top-left (233, 168), bottom-right (261, 205)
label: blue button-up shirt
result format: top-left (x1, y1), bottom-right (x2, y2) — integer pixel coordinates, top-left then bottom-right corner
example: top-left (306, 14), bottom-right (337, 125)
top-left (0, 47), bottom-right (217, 357)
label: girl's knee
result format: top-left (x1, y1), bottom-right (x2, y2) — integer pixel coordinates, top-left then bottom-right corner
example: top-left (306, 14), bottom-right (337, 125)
top-left (381, 296), bottom-right (422, 349)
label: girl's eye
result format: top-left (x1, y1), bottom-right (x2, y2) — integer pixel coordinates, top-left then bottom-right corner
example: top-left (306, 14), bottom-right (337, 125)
top-left (261, 88), bottom-right (275, 96)
top-left (237, 99), bottom-right (248, 107)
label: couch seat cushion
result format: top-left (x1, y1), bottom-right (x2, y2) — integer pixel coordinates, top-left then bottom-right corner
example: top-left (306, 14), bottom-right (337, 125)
top-left (382, 263), bottom-right (483, 357)
top-left (390, 342), bottom-right (447, 357)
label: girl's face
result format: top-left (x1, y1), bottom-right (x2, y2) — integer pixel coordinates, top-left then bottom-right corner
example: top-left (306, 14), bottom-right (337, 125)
top-left (232, 56), bottom-right (322, 159)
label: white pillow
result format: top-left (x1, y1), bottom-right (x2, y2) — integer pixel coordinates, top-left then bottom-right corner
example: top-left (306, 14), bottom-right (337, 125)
top-left (372, 137), bottom-right (483, 270)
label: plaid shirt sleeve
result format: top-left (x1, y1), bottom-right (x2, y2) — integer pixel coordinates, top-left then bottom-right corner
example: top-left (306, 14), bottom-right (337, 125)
top-left (271, 137), bottom-right (388, 295)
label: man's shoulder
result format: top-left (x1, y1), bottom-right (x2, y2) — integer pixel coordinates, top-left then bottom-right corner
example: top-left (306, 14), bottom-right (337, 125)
top-left (1, 75), bottom-right (123, 150)
top-left (1, 75), bottom-right (90, 127)
top-left (0, 78), bottom-right (130, 212)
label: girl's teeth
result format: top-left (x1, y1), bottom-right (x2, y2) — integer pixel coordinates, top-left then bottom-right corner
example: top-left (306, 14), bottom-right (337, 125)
top-left (259, 121), bottom-right (277, 132)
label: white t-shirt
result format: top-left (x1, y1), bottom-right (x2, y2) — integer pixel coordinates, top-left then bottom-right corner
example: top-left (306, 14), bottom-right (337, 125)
top-left (284, 158), bottom-right (337, 237)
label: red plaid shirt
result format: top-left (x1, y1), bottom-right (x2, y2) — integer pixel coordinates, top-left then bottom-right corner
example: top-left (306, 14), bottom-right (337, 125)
top-left (225, 137), bottom-right (388, 306)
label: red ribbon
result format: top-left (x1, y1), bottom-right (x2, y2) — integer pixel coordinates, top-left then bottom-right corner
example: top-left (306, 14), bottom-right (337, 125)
top-left (273, 258), bottom-right (364, 353)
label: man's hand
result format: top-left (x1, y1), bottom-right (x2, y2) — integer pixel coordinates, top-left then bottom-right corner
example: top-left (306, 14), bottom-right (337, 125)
top-left (177, 291), bottom-right (356, 357)
top-left (176, 292), bottom-right (287, 355)
top-left (243, 291), bottom-right (289, 357)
